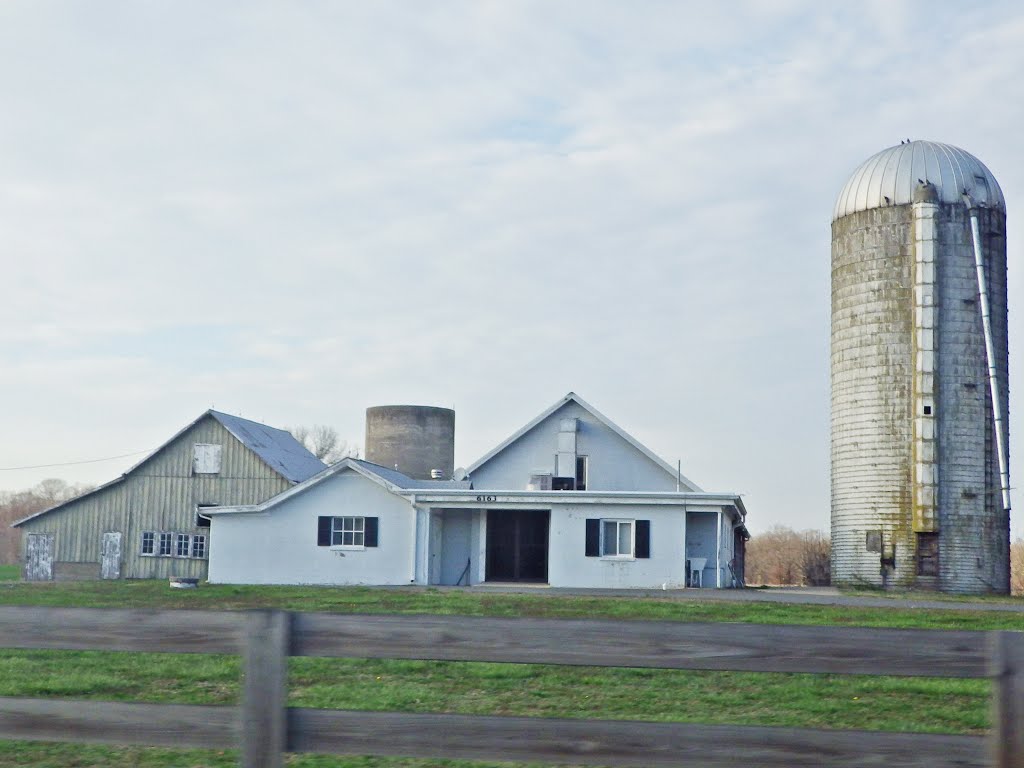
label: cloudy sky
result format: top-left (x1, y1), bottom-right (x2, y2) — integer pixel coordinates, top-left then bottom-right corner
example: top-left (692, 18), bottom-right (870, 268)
top-left (2, 1), bottom-right (1022, 537)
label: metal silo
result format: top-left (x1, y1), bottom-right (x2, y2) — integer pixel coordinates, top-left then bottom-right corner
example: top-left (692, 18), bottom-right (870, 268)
top-left (831, 140), bottom-right (1009, 594)
top-left (365, 405), bottom-right (456, 481)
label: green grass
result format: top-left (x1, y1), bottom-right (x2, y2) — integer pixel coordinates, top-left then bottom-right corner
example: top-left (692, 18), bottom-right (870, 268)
top-left (2, 580), bottom-right (1023, 630)
top-left (0, 565), bottom-right (19, 582)
top-left (0, 582), bottom-right (1016, 766)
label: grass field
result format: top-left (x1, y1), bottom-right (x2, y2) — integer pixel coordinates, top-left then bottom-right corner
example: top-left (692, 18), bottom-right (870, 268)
top-left (0, 581), bottom-right (1020, 767)
top-left (0, 565), bottom-right (18, 582)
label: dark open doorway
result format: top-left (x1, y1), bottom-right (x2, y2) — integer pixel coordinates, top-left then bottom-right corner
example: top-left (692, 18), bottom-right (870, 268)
top-left (485, 510), bottom-right (549, 582)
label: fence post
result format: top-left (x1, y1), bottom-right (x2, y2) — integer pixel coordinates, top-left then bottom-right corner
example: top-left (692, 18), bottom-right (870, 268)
top-left (990, 630), bottom-right (1024, 768)
top-left (241, 610), bottom-right (290, 768)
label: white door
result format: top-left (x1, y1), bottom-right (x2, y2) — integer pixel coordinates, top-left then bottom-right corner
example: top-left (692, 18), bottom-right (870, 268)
top-left (100, 532), bottom-right (122, 580)
top-left (25, 534), bottom-right (54, 581)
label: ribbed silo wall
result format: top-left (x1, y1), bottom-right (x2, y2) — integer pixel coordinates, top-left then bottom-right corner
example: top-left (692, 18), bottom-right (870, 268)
top-left (365, 406), bottom-right (455, 481)
top-left (934, 205), bottom-right (1009, 593)
top-left (831, 205), bottom-right (916, 588)
top-left (832, 204), bottom-right (1009, 593)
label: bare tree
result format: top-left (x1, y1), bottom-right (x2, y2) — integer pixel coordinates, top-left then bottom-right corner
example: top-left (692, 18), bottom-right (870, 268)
top-left (1012, 538), bottom-right (1024, 596)
top-left (288, 425), bottom-right (358, 464)
top-left (745, 525), bottom-right (831, 586)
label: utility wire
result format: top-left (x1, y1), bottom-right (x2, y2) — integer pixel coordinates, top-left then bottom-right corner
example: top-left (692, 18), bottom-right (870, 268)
top-left (0, 449), bottom-right (154, 472)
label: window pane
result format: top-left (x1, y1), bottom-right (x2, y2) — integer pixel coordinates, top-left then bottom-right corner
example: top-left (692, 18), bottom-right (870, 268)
top-left (159, 533), bottom-right (173, 556)
top-left (192, 536), bottom-right (206, 559)
top-left (141, 532), bottom-right (154, 554)
top-left (603, 521), bottom-right (617, 555)
top-left (343, 531), bottom-right (354, 546)
top-left (353, 530), bottom-right (364, 547)
top-left (619, 522), bottom-right (633, 556)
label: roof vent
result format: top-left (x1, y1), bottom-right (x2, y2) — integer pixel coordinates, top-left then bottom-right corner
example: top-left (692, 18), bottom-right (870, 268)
top-left (430, 469), bottom-right (445, 480)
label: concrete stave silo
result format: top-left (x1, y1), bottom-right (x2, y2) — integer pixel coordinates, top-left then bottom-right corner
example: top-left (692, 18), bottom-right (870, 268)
top-left (831, 140), bottom-right (1009, 594)
top-left (365, 405), bottom-right (456, 481)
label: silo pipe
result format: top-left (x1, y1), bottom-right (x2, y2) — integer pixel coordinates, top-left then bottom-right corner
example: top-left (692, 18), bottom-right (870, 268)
top-left (965, 202), bottom-right (1012, 512)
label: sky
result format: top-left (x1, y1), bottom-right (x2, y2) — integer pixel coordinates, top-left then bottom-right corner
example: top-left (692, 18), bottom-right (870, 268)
top-left (2, 1), bottom-right (1023, 537)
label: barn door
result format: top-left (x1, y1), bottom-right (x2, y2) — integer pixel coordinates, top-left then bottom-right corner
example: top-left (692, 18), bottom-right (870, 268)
top-left (100, 532), bottom-right (122, 580)
top-left (25, 534), bottom-right (54, 581)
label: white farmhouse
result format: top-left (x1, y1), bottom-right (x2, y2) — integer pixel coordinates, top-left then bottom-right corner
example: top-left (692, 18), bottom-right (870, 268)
top-left (207, 393), bottom-right (748, 589)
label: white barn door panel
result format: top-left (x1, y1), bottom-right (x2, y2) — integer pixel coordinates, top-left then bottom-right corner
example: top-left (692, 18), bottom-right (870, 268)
top-left (25, 533), bottom-right (54, 581)
top-left (100, 532), bottom-right (122, 580)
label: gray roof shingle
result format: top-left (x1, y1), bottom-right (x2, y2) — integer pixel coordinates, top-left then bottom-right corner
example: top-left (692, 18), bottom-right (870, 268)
top-left (210, 411), bottom-right (326, 483)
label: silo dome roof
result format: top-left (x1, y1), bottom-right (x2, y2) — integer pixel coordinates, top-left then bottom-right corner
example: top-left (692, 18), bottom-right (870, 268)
top-left (833, 140), bottom-right (1005, 221)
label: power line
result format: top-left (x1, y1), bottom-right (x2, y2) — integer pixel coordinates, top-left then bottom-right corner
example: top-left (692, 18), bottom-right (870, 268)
top-left (0, 449), bottom-right (154, 472)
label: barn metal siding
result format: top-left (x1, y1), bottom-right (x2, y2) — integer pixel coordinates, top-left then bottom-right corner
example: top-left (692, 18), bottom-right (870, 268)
top-left (18, 415), bottom-right (294, 580)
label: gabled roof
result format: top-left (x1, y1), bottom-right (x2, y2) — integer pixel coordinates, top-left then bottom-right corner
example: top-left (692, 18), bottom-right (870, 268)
top-left (13, 410), bottom-right (325, 527)
top-left (466, 392), bottom-right (702, 492)
top-left (205, 458), bottom-right (472, 516)
top-left (209, 411), bottom-right (325, 484)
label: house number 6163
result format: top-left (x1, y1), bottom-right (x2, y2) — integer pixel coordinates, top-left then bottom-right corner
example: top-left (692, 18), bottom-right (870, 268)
top-left (476, 495), bottom-right (497, 502)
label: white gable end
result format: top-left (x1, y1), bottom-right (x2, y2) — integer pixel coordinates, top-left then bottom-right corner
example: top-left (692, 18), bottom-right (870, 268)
top-left (468, 397), bottom-right (698, 493)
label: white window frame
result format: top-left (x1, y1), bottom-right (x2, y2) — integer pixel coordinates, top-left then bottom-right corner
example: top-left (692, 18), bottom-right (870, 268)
top-left (158, 532), bottom-right (174, 556)
top-left (141, 531), bottom-right (208, 559)
top-left (175, 533), bottom-right (191, 558)
top-left (331, 516), bottom-right (365, 549)
top-left (601, 518), bottom-right (635, 559)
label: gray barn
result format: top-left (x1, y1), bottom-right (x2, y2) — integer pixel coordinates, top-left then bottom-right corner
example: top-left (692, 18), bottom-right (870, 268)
top-left (831, 140), bottom-right (1010, 593)
top-left (13, 411), bottom-right (324, 581)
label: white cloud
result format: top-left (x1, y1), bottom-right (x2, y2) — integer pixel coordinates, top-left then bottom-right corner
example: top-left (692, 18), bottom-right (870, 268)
top-left (1, 1), bottom-right (1023, 538)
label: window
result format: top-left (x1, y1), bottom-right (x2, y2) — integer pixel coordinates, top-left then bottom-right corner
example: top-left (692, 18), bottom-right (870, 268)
top-left (602, 519), bottom-right (633, 557)
top-left (317, 516), bottom-right (379, 548)
top-left (585, 519), bottom-right (650, 559)
top-left (192, 443), bottom-right (222, 474)
top-left (575, 456), bottom-right (588, 491)
top-left (141, 531), bottom-right (206, 559)
top-left (334, 516), bottom-right (364, 547)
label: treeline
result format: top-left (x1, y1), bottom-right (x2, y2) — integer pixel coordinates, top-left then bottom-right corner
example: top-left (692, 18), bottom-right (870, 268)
top-left (1012, 539), bottom-right (1024, 596)
top-left (746, 526), bottom-right (1024, 594)
top-left (0, 479), bottom-right (92, 564)
top-left (744, 525), bottom-right (832, 586)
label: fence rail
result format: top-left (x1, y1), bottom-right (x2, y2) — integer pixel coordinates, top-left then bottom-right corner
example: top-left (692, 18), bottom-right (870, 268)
top-left (0, 606), bottom-right (1019, 767)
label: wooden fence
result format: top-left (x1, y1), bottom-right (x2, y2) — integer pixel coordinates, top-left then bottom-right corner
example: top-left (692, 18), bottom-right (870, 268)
top-left (0, 606), bottom-right (1021, 767)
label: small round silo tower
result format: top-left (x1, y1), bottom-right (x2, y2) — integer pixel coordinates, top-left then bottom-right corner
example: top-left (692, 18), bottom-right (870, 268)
top-left (364, 405), bottom-right (455, 481)
top-left (831, 140), bottom-right (1009, 594)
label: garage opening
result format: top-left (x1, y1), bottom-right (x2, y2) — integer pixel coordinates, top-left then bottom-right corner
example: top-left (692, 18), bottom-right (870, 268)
top-left (485, 509), bottom-right (549, 583)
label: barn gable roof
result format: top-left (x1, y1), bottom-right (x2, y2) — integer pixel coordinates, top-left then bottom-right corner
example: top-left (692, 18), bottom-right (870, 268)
top-left (12, 410), bottom-right (324, 527)
top-left (208, 411), bottom-right (325, 484)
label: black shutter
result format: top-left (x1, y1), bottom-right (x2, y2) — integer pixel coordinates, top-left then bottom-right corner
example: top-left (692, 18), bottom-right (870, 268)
top-left (317, 516), bottom-right (332, 547)
top-left (585, 519), bottom-right (600, 557)
top-left (635, 520), bottom-right (650, 558)
top-left (364, 517), bottom-right (379, 548)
